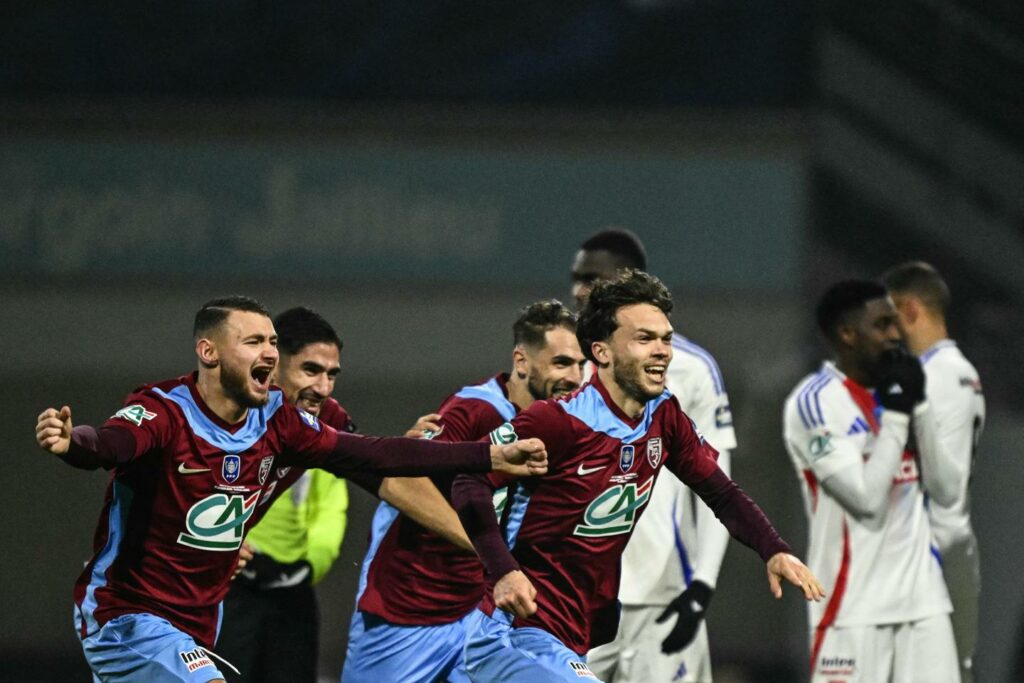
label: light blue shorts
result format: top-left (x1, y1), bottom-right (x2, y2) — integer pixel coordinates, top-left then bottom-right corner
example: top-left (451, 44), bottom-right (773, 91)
top-left (81, 613), bottom-right (226, 683)
top-left (342, 609), bottom-right (473, 683)
top-left (462, 608), bottom-right (601, 682)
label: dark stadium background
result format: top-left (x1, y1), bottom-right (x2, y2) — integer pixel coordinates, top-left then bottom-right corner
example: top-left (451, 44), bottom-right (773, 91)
top-left (2, 2), bottom-right (1022, 681)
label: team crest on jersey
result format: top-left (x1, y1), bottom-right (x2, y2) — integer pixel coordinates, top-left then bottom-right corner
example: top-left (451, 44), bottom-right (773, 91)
top-left (258, 456), bottom-right (274, 485)
top-left (298, 409), bottom-right (320, 431)
top-left (574, 476), bottom-right (654, 537)
top-left (222, 454), bottom-right (241, 483)
top-left (178, 648), bottom-right (214, 673)
top-left (177, 490), bottom-right (260, 551)
top-left (112, 404), bottom-right (157, 427)
top-left (808, 433), bottom-right (835, 459)
top-left (489, 422), bottom-right (518, 445)
top-left (647, 438), bottom-right (663, 468)
top-left (619, 445), bottom-right (635, 472)
top-left (568, 661), bottom-right (597, 679)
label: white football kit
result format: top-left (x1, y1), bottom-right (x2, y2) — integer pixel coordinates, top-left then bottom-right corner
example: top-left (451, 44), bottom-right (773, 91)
top-left (919, 340), bottom-right (985, 681)
top-left (783, 361), bottom-right (958, 683)
top-left (589, 334), bottom-right (736, 683)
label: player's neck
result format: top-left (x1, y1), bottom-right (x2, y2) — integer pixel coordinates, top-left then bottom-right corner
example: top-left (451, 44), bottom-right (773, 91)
top-left (835, 358), bottom-right (873, 388)
top-left (196, 371), bottom-right (248, 424)
top-left (906, 319), bottom-right (948, 356)
top-left (597, 367), bottom-right (645, 418)
top-left (506, 372), bottom-right (536, 410)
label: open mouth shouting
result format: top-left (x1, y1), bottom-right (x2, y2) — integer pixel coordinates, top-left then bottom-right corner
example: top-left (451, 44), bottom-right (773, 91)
top-left (250, 364), bottom-right (274, 395)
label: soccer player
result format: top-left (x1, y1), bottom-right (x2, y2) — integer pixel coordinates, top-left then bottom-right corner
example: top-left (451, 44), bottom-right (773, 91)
top-left (34, 296), bottom-right (548, 683)
top-left (213, 307), bottom-right (350, 682)
top-left (783, 280), bottom-right (962, 682)
top-left (453, 271), bottom-right (822, 683)
top-left (883, 262), bottom-right (986, 682)
top-left (572, 229), bottom-right (737, 682)
top-left (343, 299), bottom-right (586, 683)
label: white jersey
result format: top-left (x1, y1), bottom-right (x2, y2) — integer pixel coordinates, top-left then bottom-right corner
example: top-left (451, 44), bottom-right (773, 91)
top-left (616, 333), bottom-right (737, 605)
top-left (920, 339), bottom-right (985, 551)
top-left (783, 361), bottom-right (951, 629)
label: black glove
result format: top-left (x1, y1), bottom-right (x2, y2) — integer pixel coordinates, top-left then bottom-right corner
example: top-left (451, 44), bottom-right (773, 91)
top-left (875, 348), bottom-right (925, 414)
top-left (237, 553), bottom-right (311, 590)
top-left (656, 580), bottom-right (714, 654)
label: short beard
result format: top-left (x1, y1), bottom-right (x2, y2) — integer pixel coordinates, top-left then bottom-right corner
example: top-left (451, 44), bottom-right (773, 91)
top-left (221, 364), bottom-right (268, 408)
top-left (613, 360), bottom-right (660, 404)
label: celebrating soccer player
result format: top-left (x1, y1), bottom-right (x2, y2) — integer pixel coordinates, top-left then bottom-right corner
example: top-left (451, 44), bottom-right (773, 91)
top-left (34, 296), bottom-right (548, 683)
top-left (452, 271), bottom-right (823, 682)
top-left (572, 229), bottom-right (738, 683)
top-left (783, 280), bottom-right (962, 682)
top-left (343, 299), bottom-right (585, 683)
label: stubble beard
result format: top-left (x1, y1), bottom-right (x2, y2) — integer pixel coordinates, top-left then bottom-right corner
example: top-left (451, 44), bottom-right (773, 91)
top-left (613, 358), bottom-right (660, 404)
top-left (221, 362), bottom-right (269, 409)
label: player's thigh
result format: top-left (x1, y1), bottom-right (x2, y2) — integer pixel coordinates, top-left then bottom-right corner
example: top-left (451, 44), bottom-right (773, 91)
top-left (341, 611), bottom-right (466, 683)
top-left (812, 624), bottom-right (893, 683)
top-left (463, 609), bottom-right (602, 683)
top-left (83, 613), bottom-right (226, 683)
top-left (892, 614), bottom-right (960, 683)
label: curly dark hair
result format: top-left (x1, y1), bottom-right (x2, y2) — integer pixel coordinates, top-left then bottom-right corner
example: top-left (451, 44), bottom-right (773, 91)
top-left (576, 269), bottom-right (673, 364)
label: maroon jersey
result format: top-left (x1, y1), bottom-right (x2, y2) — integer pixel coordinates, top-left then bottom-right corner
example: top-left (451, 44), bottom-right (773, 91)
top-left (69, 373), bottom-right (492, 647)
top-left (357, 373), bottom-right (519, 624)
top-left (452, 375), bottom-right (790, 655)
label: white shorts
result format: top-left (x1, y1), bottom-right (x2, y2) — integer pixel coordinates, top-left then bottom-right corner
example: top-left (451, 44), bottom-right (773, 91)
top-left (812, 613), bottom-right (959, 683)
top-left (588, 604), bottom-right (710, 683)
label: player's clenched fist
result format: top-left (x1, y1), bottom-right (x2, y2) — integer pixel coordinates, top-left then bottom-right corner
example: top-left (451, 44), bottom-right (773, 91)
top-left (36, 406), bottom-right (73, 455)
top-left (489, 438), bottom-right (548, 476)
top-left (494, 569), bottom-right (538, 619)
top-left (766, 552), bottom-right (826, 601)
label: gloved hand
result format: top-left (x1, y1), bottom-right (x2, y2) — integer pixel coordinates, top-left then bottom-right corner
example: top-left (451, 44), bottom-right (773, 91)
top-left (656, 580), bottom-right (714, 654)
top-left (237, 552), bottom-right (311, 590)
top-left (875, 348), bottom-right (925, 414)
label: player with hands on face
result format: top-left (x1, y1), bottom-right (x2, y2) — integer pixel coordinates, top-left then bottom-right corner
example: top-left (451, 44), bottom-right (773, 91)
top-left (783, 280), bottom-right (960, 683)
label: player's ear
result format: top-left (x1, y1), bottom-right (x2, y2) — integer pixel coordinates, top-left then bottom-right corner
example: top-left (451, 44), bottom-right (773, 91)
top-left (836, 324), bottom-right (857, 350)
top-left (512, 344), bottom-right (529, 380)
top-left (196, 337), bottom-right (219, 368)
top-left (591, 340), bottom-right (611, 366)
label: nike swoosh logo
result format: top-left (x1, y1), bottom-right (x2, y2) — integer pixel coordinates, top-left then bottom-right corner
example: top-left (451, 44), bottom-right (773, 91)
top-left (178, 463), bottom-right (211, 475)
top-left (576, 463), bottom-right (606, 476)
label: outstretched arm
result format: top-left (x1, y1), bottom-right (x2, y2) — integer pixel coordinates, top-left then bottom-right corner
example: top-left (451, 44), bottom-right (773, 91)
top-left (688, 467), bottom-right (824, 601)
top-left (36, 407), bottom-right (137, 470)
top-left (308, 427), bottom-right (547, 478)
top-left (380, 477), bottom-right (474, 552)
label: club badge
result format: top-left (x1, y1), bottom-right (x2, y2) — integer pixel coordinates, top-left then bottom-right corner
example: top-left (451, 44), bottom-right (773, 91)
top-left (619, 444), bottom-right (635, 473)
top-left (647, 437), bottom-right (663, 468)
top-left (258, 456), bottom-right (274, 485)
top-left (222, 454), bottom-right (241, 484)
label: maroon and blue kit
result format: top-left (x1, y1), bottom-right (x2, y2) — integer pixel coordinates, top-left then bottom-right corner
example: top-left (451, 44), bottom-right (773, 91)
top-left (452, 375), bottom-right (791, 682)
top-left (343, 373), bottom-right (519, 683)
top-left (63, 372), bottom-right (495, 663)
